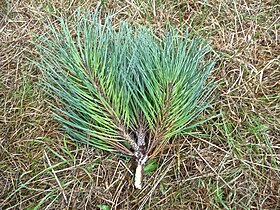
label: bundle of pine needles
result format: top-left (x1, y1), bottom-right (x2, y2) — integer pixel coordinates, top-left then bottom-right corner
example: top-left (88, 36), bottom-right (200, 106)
top-left (35, 10), bottom-right (216, 189)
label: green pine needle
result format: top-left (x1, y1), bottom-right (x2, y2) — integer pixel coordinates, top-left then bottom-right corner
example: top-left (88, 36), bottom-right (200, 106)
top-left (34, 9), bottom-right (217, 187)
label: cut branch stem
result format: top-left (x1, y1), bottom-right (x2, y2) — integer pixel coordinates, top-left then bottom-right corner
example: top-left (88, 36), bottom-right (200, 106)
top-left (135, 162), bottom-right (143, 189)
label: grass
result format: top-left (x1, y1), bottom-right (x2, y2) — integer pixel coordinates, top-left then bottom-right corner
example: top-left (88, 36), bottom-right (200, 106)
top-left (0, 0), bottom-right (279, 209)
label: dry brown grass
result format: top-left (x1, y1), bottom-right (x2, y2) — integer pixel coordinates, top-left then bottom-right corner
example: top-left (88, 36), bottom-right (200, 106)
top-left (0, 0), bottom-right (279, 209)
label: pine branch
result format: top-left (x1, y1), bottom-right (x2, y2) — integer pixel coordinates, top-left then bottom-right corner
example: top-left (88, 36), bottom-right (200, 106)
top-left (34, 10), bottom-right (217, 190)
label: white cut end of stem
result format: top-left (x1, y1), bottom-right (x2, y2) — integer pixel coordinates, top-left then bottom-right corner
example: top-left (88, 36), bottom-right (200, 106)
top-left (135, 163), bottom-right (143, 189)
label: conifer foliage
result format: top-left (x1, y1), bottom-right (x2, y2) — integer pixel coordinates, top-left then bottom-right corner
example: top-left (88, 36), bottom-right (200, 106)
top-left (35, 10), bottom-right (216, 189)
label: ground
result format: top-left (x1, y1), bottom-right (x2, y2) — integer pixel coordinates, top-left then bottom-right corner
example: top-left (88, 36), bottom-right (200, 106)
top-left (0, 0), bottom-right (279, 209)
